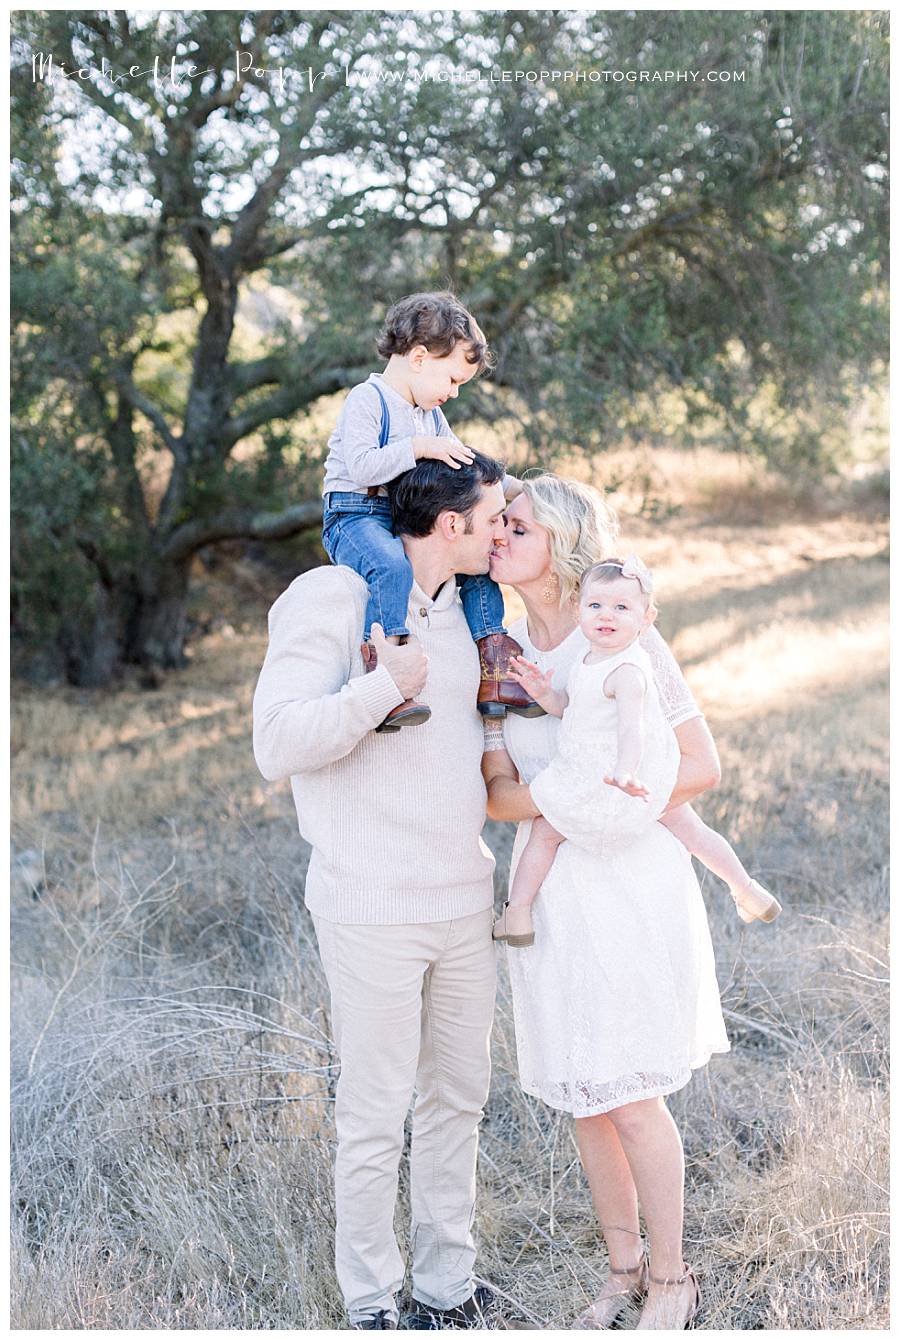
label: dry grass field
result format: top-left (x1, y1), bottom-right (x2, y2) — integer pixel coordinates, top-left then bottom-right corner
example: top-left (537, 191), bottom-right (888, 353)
top-left (10, 452), bottom-right (889, 1330)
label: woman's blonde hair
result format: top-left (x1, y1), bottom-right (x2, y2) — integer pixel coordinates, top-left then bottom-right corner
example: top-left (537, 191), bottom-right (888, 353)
top-left (521, 474), bottom-right (620, 607)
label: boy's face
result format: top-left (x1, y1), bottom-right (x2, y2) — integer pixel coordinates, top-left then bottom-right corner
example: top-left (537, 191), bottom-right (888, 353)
top-left (407, 342), bottom-right (479, 411)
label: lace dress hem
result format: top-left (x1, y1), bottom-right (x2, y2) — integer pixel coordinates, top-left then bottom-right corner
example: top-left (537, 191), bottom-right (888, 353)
top-left (520, 1045), bottom-right (731, 1119)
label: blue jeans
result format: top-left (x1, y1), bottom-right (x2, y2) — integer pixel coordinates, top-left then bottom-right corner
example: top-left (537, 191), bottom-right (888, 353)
top-left (322, 492), bottom-right (506, 642)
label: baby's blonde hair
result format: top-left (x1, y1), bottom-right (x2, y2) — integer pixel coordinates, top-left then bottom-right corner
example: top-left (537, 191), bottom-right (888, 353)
top-left (521, 474), bottom-right (620, 608)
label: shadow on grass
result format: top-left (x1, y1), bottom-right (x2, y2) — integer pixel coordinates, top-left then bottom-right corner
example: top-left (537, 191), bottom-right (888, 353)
top-left (659, 548), bottom-right (888, 672)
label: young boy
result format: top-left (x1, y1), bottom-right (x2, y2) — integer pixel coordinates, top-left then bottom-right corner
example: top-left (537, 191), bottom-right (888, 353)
top-left (322, 291), bottom-right (542, 731)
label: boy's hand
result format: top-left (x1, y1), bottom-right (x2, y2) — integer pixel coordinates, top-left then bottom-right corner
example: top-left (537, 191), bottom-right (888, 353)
top-left (369, 624), bottom-right (428, 698)
top-left (603, 772), bottom-right (650, 801)
top-left (412, 435), bottom-right (475, 469)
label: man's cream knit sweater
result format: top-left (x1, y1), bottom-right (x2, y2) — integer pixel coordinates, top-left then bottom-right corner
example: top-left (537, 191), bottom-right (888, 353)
top-left (252, 565), bottom-right (496, 924)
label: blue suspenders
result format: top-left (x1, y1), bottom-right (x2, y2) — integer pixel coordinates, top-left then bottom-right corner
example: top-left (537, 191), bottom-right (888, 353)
top-left (371, 383), bottom-right (440, 447)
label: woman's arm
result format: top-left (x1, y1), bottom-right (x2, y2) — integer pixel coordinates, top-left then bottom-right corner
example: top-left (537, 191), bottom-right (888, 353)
top-left (482, 746), bottom-right (541, 822)
top-left (664, 716), bottom-right (722, 812)
top-left (639, 625), bottom-right (720, 808)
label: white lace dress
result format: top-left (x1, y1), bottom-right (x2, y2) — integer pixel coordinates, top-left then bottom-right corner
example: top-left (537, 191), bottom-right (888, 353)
top-left (497, 619), bottom-right (730, 1118)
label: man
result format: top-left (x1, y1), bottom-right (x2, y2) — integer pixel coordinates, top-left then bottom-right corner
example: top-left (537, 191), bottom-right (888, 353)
top-left (252, 452), bottom-right (508, 1329)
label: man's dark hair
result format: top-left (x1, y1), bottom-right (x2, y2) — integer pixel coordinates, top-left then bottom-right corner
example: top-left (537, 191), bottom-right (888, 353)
top-left (389, 452), bottom-right (506, 538)
top-left (376, 291), bottom-right (495, 374)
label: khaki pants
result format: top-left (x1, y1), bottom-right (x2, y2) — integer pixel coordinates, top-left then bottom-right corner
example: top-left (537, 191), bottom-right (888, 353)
top-left (313, 909), bottom-right (496, 1324)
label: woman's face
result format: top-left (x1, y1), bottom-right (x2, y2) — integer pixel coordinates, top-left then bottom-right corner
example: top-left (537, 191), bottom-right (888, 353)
top-left (489, 492), bottom-right (552, 588)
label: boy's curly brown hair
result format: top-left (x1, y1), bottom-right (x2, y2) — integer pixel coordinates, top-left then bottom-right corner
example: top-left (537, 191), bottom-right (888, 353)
top-left (376, 291), bottom-right (495, 373)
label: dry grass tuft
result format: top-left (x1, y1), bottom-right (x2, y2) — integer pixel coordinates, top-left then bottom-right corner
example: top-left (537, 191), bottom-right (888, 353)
top-left (10, 487), bottom-right (888, 1329)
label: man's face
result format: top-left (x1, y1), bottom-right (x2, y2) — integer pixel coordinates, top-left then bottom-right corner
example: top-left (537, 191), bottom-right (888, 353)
top-left (409, 343), bottom-right (479, 412)
top-left (449, 481), bottom-right (508, 575)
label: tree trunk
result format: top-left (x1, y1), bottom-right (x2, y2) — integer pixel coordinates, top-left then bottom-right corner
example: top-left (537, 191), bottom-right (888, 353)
top-left (129, 558), bottom-right (192, 670)
top-left (61, 581), bottom-right (123, 688)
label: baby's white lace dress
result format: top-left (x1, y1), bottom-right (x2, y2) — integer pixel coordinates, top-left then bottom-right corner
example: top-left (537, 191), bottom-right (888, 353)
top-left (494, 618), bottom-right (730, 1119)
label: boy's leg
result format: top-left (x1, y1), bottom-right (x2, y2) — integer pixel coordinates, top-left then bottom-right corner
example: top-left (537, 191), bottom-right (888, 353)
top-left (457, 574), bottom-right (545, 720)
top-left (325, 507), bottom-right (412, 640)
top-left (457, 573), bottom-right (506, 640)
top-left (324, 507), bottom-right (430, 730)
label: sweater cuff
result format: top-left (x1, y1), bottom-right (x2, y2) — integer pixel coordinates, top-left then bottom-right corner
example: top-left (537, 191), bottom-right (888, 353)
top-left (352, 662), bottom-right (406, 724)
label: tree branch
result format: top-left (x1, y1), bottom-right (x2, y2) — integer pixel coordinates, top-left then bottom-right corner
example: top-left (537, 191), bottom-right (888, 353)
top-left (160, 499), bottom-right (324, 563)
top-left (112, 371), bottom-right (184, 461)
top-left (229, 354), bottom-right (288, 398)
top-left (222, 365), bottom-right (369, 446)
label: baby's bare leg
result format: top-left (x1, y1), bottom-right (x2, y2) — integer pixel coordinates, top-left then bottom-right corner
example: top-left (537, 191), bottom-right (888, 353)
top-left (660, 803), bottom-right (752, 892)
top-left (661, 804), bottom-right (782, 923)
top-left (508, 815), bottom-right (566, 908)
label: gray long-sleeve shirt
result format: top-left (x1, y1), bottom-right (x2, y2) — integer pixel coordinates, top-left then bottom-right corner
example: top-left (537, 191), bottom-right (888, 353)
top-left (322, 372), bottom-right (459, 496)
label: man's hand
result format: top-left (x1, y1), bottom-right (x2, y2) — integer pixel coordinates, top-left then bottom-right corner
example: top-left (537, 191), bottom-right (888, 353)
top-left (370, 624), bottom-right (428, 698)
top-left (412, 435), bottom-right (475, 469)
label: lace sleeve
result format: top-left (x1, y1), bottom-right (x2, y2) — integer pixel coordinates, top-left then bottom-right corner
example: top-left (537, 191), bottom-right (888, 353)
top-left (483, 718), bottom-right (508, 752)
top-left (639, 625), bottom-right (703, 729)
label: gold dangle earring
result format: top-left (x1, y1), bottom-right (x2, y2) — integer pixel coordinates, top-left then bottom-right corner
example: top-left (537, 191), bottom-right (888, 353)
top-left (542, 571), bottom-right (560, 604)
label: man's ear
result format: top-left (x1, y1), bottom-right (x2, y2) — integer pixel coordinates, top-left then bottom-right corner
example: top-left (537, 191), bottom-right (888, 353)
top-left (436, 510), bottom-right (459, 542)
top-left (408, 344), bottom-right (429, 370)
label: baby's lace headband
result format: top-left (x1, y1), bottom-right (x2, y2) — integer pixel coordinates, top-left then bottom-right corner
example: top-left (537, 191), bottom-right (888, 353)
top-left (605, 554), bottom-right (654, 596)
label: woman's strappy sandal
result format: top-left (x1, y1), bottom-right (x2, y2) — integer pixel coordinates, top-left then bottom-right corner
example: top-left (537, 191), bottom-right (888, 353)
top-left (570, 1251), bottom-right (649, 1329)
top-left (637, 1263), bottom-right (701, 1330)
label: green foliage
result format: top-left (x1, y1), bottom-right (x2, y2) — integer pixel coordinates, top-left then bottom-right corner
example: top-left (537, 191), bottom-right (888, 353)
top-left (9, 9), bottom-right (889, 676)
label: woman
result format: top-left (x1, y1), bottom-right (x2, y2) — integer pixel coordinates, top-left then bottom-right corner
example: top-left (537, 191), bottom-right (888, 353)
top-left (483, 475), bottom-right (730, 1330)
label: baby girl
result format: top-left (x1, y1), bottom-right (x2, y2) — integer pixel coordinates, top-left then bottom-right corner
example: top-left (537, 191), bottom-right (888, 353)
top-left (492, 555), bottom-right (782, 947)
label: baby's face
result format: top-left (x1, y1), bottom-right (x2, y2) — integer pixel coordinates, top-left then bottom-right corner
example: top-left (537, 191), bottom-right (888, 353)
top-left (579, 575), bottom-right (652, 653)
top-left (409, 342), bottom-right (479, 411)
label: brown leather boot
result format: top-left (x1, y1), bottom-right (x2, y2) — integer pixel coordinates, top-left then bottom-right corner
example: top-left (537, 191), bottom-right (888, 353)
top-left (476, 633), bottom-right (546, 718)
top-left (361, 642), bottom-right (431, 733)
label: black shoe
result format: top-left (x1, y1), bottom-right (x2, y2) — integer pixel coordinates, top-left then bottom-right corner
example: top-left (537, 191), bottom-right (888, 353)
top-left (352, 1311), bottom-right (398, 1329)
top-left (400, 1286), bottom-right (495, 1329)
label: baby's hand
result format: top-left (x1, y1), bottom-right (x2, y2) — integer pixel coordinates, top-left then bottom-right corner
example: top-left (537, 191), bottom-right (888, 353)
top-left (508, 656), bottom-right (553, 699)
top-left (412, 435), bottom-right (475, 469)
top-left (507, 655), bottom-right (567, 716)
top-left (603, 772), bottom-right (650, 801)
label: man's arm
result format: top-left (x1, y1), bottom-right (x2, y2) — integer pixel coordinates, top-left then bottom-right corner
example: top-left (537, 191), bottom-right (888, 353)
top-left (482, 746), bottom-right (541, 822)
top-left (252, 571), bottom-right (404, 781)
top-left (664, 716), bottom-right (722, 812)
